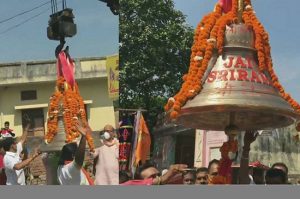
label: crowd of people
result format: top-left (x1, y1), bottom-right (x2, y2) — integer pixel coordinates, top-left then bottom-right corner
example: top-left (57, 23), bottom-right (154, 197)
top-left (0, 121), bottom-right (119, 186)
top-left (118, 159), bottom-right (290, 185)
top-left (118, 130), bottom-right (293, 185)
top-left (0, 120), bottom-right (296, 186)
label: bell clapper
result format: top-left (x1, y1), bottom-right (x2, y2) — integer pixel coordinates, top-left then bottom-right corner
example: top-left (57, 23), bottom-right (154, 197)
top-left (223, 124), bottom-right (239, 160)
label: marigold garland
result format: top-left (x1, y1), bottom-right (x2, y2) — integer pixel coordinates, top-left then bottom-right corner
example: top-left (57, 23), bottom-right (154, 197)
top-left (165, 0), bottom-right (300, 132)
top-left (45, 77), bottom-right (95, 152)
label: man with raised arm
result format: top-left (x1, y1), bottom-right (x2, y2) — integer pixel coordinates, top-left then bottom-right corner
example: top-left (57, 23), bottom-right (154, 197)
top-left (3, 123), bottom-right (40, 185)
top-left (57, 123), bottom-right (94, 185)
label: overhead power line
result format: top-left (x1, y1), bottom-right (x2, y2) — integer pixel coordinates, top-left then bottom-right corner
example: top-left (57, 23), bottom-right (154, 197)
top-left (0, 7), bottom-right (50, 35)
top-left (0, 0), bottom-right (63, 36)
top-left (0, 0), bottom-right (51, 24)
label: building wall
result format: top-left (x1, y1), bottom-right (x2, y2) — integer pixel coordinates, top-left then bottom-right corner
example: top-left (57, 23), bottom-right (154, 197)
top-left (152, 125), bottom-right (195, 170)
top-left (0, 75), bottom-right (115, 136)
top-left (194, 130), bottom-right (227, 168)
top-left (78, 79), bottom-right (116, 130)
top-left (152, 135), bottom-right (176, 169)
top-left (247, 127), bottom-right (300, 175)
top-left (0, 57), bottom-right (107, 86)
top-left (194, 127), bottom-right (300, 177)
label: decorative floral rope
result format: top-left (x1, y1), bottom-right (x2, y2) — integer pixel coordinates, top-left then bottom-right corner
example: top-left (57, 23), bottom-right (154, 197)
top-left (45, 75), bottom-right (95, 151)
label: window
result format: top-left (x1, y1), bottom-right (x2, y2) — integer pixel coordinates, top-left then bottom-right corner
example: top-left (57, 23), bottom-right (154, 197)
top-left (21, 90), bottom-right (37, 101)
top-left (210, 147), bottom-right (221, 161)
top-left (22, 108), bottom-right (45, 137)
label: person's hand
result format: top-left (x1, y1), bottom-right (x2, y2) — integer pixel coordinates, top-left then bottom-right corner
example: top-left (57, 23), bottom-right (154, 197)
top-left (32, 148), bottom-right (42, 159)
top-left (85, 123), bottom-right (93, 135)
top-left (169, 164), bottom-right (188, 174)
top-left (76, 123), bottom-right (87, 137)
top-left (244, 130), bottom-right (258, 147)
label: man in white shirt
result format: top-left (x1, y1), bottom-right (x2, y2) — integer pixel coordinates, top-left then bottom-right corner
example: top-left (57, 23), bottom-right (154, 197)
top-left (91, 124), bottom-right (119, 185)
top-left (57, 123), bottom-right (93, 185)
top-left (3, 124), bottom-right (41, 185)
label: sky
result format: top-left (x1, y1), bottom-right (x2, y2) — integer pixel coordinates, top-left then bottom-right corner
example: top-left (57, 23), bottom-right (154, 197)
top-left (1, 0), bottom-right (300, 102)
top-left (0, 0), bottom-right (118, 63)
top-left (173, 0), bottom-right (300, 102)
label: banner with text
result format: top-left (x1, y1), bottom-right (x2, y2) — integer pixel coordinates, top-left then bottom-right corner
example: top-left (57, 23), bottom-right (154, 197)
top-left (106, 55), bottom-right (119, 99)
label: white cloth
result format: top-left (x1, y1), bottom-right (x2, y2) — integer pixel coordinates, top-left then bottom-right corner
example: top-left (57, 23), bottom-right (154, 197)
top-left (249, 174), bottom-right (256, 185)
top-left (92, 139), bottom-right (119, 185)
top-left (162, 169), bottom-right (168, 176)
top-left (57, 161), bottom-right (90, 185)
top-left (1, 133), bottom-right (13, 138)
top-left (3, 142), bottom-right (25, 185)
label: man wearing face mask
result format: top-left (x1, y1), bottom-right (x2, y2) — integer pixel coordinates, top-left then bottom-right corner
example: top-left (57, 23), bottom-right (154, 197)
top-left (90, 124), bottom-right (119, 185)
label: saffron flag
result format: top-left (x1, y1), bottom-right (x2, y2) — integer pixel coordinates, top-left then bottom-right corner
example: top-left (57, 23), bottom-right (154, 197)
top-left (129, 111), bottom-right (141, 177)
top-left (134, 114), bottom-right (151, 166)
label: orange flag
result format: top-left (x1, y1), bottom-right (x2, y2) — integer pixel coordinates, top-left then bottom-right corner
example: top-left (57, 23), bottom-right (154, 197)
top-left (134, 114), bottom-right (151, 166)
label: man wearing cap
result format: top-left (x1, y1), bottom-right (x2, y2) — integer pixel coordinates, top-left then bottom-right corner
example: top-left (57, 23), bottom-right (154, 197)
top-left (90, 124), bottom-right (119, 185)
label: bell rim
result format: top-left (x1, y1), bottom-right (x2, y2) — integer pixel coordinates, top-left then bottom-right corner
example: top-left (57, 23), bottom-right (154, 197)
top-left (176, 104), bottom-right (300, 131)
top-left (223, 46), bottom-right (256, 51)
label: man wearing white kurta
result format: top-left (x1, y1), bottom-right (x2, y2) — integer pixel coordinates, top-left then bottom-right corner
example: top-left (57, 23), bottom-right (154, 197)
top-left (3, 124), bottom-right (40, 185)
top-left (90, 124), bottom-right (119, 185)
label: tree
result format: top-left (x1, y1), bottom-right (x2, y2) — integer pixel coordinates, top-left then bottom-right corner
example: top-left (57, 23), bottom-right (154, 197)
top-left (119, 0), bottom-right (194, 129)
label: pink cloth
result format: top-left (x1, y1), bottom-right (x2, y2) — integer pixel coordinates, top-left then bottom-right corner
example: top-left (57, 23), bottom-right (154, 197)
top-left (0, 154), bottom-right (7, 185)
top-left (219, 157), bottom-right (233, 177)
top-left (57, 51), bottom-right (75, 88)
top-left (121, 178), bottom-right (153, 186)
top-left (92, 139), bottom-right (119, 185)
top-left (0, 154), bottom-right (4, 168)
top-left (219, 0), bottom-right (232, 13)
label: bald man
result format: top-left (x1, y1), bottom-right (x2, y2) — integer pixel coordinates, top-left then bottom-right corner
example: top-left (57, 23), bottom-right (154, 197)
top-left (103, 124), bottom-right (116, 140)
top-left (90, 124), bottom-right (119, 185)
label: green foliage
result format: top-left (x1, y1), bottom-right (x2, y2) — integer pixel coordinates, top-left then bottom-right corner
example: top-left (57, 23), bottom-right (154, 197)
top-left (119, 0), bottom-right (194, 129)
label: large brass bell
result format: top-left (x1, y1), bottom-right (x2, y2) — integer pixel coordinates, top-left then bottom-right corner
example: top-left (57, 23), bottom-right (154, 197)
top-left (176, 24), bottom-right (300, 131)
top-left (40, 102), bottom-right (101, 152)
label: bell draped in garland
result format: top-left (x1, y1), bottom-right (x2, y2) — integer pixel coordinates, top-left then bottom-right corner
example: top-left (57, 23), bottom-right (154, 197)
top-left (165, 0), bottom-right (300, 131)
top-left (164, 0), bottom-right (300, 184)
top-left (44, 50), bottom-right (95, 152)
